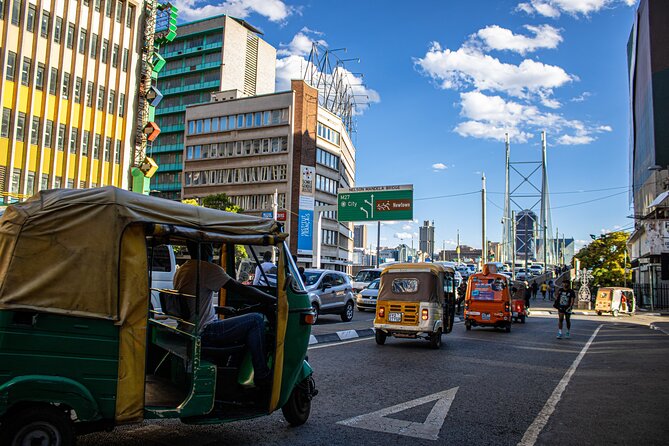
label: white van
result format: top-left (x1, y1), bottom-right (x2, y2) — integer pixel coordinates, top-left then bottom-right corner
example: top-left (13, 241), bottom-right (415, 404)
top-left (148, 244), bottom-right (177, 313)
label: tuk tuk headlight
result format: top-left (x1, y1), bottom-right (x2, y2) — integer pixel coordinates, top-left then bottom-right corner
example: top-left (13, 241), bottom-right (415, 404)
top-left (421, 308), bottom-right (429, 321)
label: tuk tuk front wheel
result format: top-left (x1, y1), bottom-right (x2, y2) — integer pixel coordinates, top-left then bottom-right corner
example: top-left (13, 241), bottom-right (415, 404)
top-left (282, 376), bottom-right (315, 427)
top-left (612, 309), bottom-right (619, 318)
top-left (375, 329), bottom-right (387, 345)
top-left (430, 328), bottom-right (442, 349)
top-left (0, 404), bottom-right (74, 446)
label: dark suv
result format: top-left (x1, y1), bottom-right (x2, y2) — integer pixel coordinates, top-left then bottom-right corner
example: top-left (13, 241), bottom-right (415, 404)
top-left (303, 269), bottom-right (355, 323)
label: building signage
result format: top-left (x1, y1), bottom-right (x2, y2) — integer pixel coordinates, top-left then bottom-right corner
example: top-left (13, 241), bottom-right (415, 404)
top-left (298, 166), bottom-right (316, 254)
top-left (338, 185), bottom-right (413, 222)
top-left (261, 211), bottom-right (287, 221)
top-left (261, 211), bottom-right (273, 219)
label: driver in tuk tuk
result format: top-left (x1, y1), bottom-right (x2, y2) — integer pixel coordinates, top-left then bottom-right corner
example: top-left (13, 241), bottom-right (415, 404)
top-left (174, 242), bottom-right (277, 388)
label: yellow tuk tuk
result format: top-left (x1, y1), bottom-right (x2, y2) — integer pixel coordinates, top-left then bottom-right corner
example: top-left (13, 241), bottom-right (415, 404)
top-left (595, 287), bottom-right (636, 317)
top-left (373, 263), bottom-right (456, 349)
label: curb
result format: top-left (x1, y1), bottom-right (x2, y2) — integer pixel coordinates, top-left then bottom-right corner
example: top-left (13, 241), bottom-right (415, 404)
top-left (308, 317), bottom-right (465, 345)
top-left (650, 323), bottom-right (669, 336)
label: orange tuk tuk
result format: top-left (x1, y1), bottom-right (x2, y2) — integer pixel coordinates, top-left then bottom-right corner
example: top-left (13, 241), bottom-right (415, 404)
top-left (464, 264), bottom-right (513, 332)
top-left (510, 281), bottom-right (528, 323)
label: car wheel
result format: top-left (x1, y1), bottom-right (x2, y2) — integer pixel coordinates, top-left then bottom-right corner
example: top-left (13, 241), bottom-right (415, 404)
top-left (375, 329), bottom-right (387, 345)
top-left (430, 328), bottom-right (442, 349)
top-left (1, 404), bottom-right (74, 446)
top-left (341, 301), bottom-right (354, 322)
top-left (311, 303), bottom-right (320, 324)
top-left (282, 376), bottom-right (315, 427)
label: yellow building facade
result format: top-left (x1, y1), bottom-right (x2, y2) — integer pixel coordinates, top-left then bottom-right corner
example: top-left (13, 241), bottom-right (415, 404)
top-left (0, 0), bottom-right (141, 203)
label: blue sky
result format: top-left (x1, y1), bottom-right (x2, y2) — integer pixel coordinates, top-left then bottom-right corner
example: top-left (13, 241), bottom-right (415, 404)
top-left (173, 0), bottom-right (637, 253)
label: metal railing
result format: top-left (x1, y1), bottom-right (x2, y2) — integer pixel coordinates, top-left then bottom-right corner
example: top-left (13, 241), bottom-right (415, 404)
top-left (633, 283), bottom-right (669, 310)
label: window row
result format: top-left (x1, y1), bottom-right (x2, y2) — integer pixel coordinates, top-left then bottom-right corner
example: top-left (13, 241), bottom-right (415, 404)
top-left (6, 0), bottom-right (134, 30)
top-left (187, 108), bottom-right (290, 135)
top-left (315, 200), bottom-right (337, 220)
top-left (322, 229), bottom-right (339, 246)
top-left (316, 147), bottom-right (339, 171)
top-left (1, 108), bottom-right (121, 163)
top-left (223, 193), bottom-right (286, 212)
top-left (185, 136), bottom-right (288, 160)
top-left (154, 152), bottom-right (182, 165)
top-left (317, 122), bottom-right (341, 146)
top-left (162, 32), bottom-right (222, 54)
top-left (316, 174), bottom-right (339, 196)
top-left (157, 69), bottom-right (219, 91)
top-left (159, 91), bottom-right (205, 109)
top-left (154, 132), bottom-right (183, 146)
top-left (163, 52), bottom-right (221, 72)
top-left (185, 165), bottom-right (288, 187)
top-left (8, 168), bottom-right (104, 196)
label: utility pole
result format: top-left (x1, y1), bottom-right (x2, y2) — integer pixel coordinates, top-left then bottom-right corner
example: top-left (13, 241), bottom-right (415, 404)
top-left (376, 221), bottom-right (380, 268)
top-left (272, 189), bottom-right (278, 263)
top-left (512, 211), bottom-right (517, 280)
top-left (503, 133), bottom-right (511, 263)
top-left (540, 130), bottom-right (549, 269)
top-left (482, 172), bottom-right (487, 267)
top-left (457, 229), bottom-right (461, 264)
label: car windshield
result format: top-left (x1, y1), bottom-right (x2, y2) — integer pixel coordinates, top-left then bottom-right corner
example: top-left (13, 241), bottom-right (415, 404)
top-left (303, 271), bottom-right (323, 286)
top-left (367, 279), bottom-right (380, 290)
top-left (355, 270), bottom-right (380, 282)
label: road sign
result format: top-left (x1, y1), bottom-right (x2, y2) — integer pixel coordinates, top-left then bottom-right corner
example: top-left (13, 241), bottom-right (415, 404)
top-left (338, 185), bottom-right (413, 222)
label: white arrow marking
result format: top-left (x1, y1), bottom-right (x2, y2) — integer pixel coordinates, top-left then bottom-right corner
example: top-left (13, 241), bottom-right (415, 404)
top-left (337, 387), bottom-right (458, 441)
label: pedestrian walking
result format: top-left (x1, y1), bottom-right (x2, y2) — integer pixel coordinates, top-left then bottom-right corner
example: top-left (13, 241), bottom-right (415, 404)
top-left (523, 281), bottom-right (531, 309)
top-left (554, 281), bottom-right (576, 339)
top-left (549, 280), bottom-right (556, 301)
top-left (540, 282), bottom-right (548, 300)
top-left (531, 281), bottom-right (538, 300)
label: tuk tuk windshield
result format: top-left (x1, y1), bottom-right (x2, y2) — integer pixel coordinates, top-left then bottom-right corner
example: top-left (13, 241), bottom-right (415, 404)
top-left (378, 271), bottom-right (440, 303)
top-left (392, 278), bottom-right (419, 294)
top-left (469, 277), bottom-right (507, 301)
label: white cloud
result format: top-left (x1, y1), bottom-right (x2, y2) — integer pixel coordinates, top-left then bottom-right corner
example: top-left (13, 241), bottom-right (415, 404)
top-left (394, 232), bottom-right (414, 240)
top-left (173, 0), bottom-right (294, 23)
top-left (432, 163), bottom-right (448, 170)
top-left (402, 224), bottom-right (413, 231)
top-left (476, 24), bottom-right (563, 55)
top-left (415, 42), bottom-right (573, 101)
top-left (571, 91), bottom-right (592, 102)
top-left (275, 29), bottom-right (381, 114)
top-left (557, 134), bottom-right (594, 145)
top-left (516, 0), bottom-right (635, 18)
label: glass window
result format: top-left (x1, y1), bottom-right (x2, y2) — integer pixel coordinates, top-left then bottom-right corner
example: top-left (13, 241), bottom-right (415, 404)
top-left (30, 116), bottom-right (40, 145)
top-left (10, 169), bottom-right (21, 194)
top-left (61, 72), bottom-right (70, 98)
top-left (245, 113), bottom-right (253, 127)
top-left (119, 93), bottom-right (125, 116)
top-left (54, 16), bottom-right (62, 43)
top-left (5, 51), bottom-right (16, 81)
top-left (105, 0), bottom-right (112, 17)
top-left (122, 48), bottom-right (128, 72)
top-left (79, 29), bottom-right (87, 54)
top-left (49, 67), bottom-right (58, 95)
top-left (112, 44), bottom-right (118, 67)
top-left (40, 10), bottom-right (50, 37)
top-left (16, 112), bottom-right (26, 142)
top-left (219, 116), bottom-right (227, 131)
top-left (82, 130), bottom-right (89, 155)
top-left (115, 0), bottom-right (123, 23)
top-left (263, 111), bottom-right (270, 125)
top-left (26, 3), bottom-right (35, 32)
top-left (203, 119), bottom-right (211, 132)
top-left (108, 90), bottom-right (115, 114)
top-left (86, 81), bottom-right (93, 106)
top-left (188, 120), bottom-right (195, 135)
top-left (57, 123), bottom-right (65, 150)
top-left (115, 140), bottom-right (121, 164)
top-left (20, 57), bottom-right (31, 86)
top-left (1, 108), bottom-right (11, 138)
top-left (69, 127), bottom-right (78, 154)
top-left (90, 33), bottom-right (98, 58)
top-left (35, 63), bottom-right (45, 90)
top-left (237, 114), bottom-right (244, 128)
top-left (94, 0), bottom-right (100, 12)
top-left (93, 134), bottom-right (100, 158)
top-left (126, 4), bottom-right (134, 27)
top-left (66, 23), bottom-right (75, 49)
top-left (74, 77), bottom-right (82, 103)
top-left (44, 120), bottom-right (53, 147)
top-left (196, 120), bottom-right (202, 133)
top-left (40, 174), bottom-right (49, 191)
top-left (97, 86), bottom-right (105, 110)
top-left (211, 117), bottom-right (219, 132)
top-left (101, 39), bottom-right (108, 63)
top-left (11, 0), bottom-right (21, 26)
top-left (254, 112), bottom-right (261, 127)
top-left (104, 137), bottom-right (111, 161)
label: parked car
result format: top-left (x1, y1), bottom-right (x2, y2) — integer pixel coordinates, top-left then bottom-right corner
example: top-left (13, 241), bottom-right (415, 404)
top-left (351, 268), bottom-right (383, 292)
top-left (529, 265), bottom-right (544, 276)
top-left (356, 278), bottom-right (380, 311)
top-left (515, 269), bottom-right (530, 281)
top-left (304, 269), bottom-right (356, 323)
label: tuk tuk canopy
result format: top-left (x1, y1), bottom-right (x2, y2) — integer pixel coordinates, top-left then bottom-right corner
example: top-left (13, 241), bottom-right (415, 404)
top-left (378, 263), bottom-right (446, 303)
top-left (0, 186), bottom-right (284, 321)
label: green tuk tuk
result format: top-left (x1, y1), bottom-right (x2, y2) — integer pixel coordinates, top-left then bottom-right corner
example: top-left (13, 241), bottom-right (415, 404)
top-left (0, 187), bottom-right (317, 445)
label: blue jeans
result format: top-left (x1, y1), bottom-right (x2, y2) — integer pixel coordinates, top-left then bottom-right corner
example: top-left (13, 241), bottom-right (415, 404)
top-left (201, 313), bottom-right (271, 380)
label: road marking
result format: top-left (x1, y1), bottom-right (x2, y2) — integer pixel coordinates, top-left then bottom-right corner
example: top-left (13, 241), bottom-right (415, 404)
top-left (308, 337), bottom-right (373, 350)
top-left (650, 323), bottom-right (669, 336)
top-left (308, 335), bottom-right (318, 345)
top-left (337, 387), bottom-right (459, 441)
top-left (337, 329), bottom-right (359, 340)
top-left (518, 324), bottom-right (602, 446)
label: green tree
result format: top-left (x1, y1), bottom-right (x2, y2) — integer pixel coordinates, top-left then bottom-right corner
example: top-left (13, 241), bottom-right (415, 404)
top-left (574, 231), bottom-right (631, 287)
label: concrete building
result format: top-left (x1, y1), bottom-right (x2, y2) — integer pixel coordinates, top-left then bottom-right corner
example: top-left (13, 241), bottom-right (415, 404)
top-left (440, 245), bottom-right (482, 263)
top-left (1, 0), bottom-right (143, 203)
top-left (152, 15), bottom-right (276, 199)
top-left (516, 210), bottom-right (537, 262)
top-left (419, 220), bottom-right (435, 259)
top-left (353, 224), bottom-right (367, 249)
top-left (182, 80), bottom-right (355, 272)
top-left (627, 0), bottom-right (669, 301)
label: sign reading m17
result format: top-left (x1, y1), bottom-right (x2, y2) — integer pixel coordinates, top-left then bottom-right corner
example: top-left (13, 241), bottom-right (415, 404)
top-left (338, 185), bottom-right (413, 222)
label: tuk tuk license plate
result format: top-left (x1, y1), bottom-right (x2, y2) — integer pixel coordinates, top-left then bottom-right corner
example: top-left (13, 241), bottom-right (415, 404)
top-left (388, 312), bottom-right (402, 322)
top-left (482, 313), bottom-right (490, 320)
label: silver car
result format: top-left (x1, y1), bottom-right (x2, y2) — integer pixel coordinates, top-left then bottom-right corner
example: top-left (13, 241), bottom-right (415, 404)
top-left (355, 278), bottom-right (380, 311)
top-left (303, 269), bottom-right (356, 323)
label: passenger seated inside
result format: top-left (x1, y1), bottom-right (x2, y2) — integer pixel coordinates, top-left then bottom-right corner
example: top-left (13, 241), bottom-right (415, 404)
top-left (173, 242), bottom-right (277, 388)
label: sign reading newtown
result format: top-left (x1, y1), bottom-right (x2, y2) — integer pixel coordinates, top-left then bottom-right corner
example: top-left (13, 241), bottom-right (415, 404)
top-left (338, 185), bottom-right (413, 222)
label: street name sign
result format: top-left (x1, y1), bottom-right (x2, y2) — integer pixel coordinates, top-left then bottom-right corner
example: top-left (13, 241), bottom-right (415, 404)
top-left (338, 184), bottom-right (413, 222)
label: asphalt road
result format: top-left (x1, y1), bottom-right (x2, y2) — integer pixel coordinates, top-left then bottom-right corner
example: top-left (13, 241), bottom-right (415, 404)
top-left (79, 314), bottom-right (669, 446)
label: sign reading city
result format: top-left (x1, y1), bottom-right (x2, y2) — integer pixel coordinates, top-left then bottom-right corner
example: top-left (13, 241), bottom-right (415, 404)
top-left (338, 185), bottom-right (413, 222)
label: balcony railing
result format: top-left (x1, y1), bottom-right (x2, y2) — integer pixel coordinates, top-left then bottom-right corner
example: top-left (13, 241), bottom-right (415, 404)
top-left (159, 61), bottom-right (220, 78)
top-left (156, 163), bottom-right (183, 172)
top-left (160, 80), bottom-right (219, 95)
top-left (150, 182), bottom-right (182, 191)
top-left (149, 143), bottom-right (184, 153)
top-left (161, 41), bottom-right (223, 58)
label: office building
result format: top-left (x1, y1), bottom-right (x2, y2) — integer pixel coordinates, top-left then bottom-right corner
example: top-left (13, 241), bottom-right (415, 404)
top-left (1, 0), bottom-right (142, 203)
top-left (182, 80), bottom-right (355, 272)
top-left (353, 224), bottom-right (367, 249)
top-left (516, 210), bottom-right (537, 262)
top-left (150, 15), bottom-right (276, 199)
top-left (627, 0), bottom-right (669, 298)
top-left (419, 220), bottom-right (435, 259)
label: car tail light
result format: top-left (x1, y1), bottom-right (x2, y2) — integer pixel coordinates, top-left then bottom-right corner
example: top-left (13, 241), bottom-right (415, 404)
top-left (504, 303), bottom-right (510, 312)
top-left (421, 309), bottom-right (429, 320)
top-left (378, 307), bottom-right (385, 318)
top-left (301, 311), bottom-right (317, 325)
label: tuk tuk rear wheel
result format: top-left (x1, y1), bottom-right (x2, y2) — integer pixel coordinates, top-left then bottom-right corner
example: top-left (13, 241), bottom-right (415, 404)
top-left (465, 320), bottom-right (472, 331)
top-left (505, 322), bottom-right (511, 333)
top-left (520, 314), bottom-right (526, 324)
top-left (375, 330), bottom-right (387, 345)
top-left (430, 328), bottom-right (442, 349)
top-left (597, 311), bottom-right (602, 316)
top-left (1, 404), bottom-right (74, 446)
top-left (282, 377), bottom-right (314, 427)
top-left (612, 309), bottom-right (619, 318)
